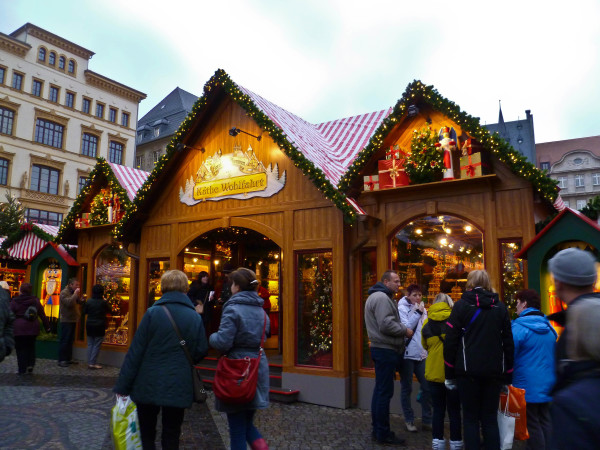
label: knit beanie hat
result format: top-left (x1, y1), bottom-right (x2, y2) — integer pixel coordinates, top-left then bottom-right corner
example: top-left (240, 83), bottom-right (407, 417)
top-left (548, 248), bottom-right (597, 286)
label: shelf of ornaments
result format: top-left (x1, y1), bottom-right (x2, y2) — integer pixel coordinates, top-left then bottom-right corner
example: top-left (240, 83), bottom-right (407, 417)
top-left (362, 173), bottom-right (497, 195)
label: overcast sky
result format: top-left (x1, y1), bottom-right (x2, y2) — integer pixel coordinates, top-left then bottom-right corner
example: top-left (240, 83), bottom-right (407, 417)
top-left (2, 0), bottom-right (599, 144)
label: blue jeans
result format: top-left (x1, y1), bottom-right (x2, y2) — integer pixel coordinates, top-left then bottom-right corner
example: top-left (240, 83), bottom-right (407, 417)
top-left (400, 358), bottom-right (432, 424)
top-left (58, 322), bottom-right (76, 363)
top-left (430, 381), bottom-right (462, 441)
top-left (458, 376), bottom-right (502, 450)
top-left (86, 335), bottom-right (103, 365)
top-left (370, 347), bottom-right (402, 440)
top-left (227, 410), bottom-right (262, 450)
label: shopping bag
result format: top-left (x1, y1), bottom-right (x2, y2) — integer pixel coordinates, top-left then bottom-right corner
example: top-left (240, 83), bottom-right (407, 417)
top-left (500, 385), bottom-right (529, 440)
top-left (111, 396), bottom-right (142, 450)
top-left (498, 394), bottom-right (515, 450)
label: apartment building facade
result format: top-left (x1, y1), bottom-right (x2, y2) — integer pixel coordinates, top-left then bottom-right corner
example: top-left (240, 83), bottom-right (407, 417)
top-left (0, 23), bottom-right (146, 226)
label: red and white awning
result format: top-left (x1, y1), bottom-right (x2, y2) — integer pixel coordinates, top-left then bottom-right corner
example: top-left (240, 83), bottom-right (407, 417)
top-left (109, 162), bottom-right (150, 201)
top-left (6, 232), bottom-right (48, 261)
top-left (32, 223), bottom-right (59, 237)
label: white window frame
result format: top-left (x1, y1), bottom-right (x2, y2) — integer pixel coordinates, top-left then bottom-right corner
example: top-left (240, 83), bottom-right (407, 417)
top-left (557, 177), bottom-right (567, 189)
top-left (576, 199), bottom-right (587, 210)
top-left (575, 175), bottom-right (585, 188)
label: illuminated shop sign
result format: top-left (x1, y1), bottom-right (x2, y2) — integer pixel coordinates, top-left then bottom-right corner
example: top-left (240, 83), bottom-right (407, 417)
top-left (180, 145), bottom-right (286, 205)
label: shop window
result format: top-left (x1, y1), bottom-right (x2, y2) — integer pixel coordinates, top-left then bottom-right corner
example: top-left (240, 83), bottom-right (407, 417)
top-left (35, 118), bottom-right (64, 149)
top-left (391, 215), bottom-right (484, 303)
top-left (0, 107), bottom-right (14, 135)
top-left (30, 164), bottom-right (60, 195)
top-left (147, 260), bottom-right (170, 309)
top-left (296, 250), bottom-right (333, 367)
top-left (500, 240), bottom-right (524, 316)
top-left (96, 245), bottom-right (131, 346)
top-left (360, 248), bottom-right (377, 369)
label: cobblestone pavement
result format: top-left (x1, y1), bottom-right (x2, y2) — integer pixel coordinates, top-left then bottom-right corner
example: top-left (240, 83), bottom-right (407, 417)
top-left (0, 354), bottom-right (525, 449)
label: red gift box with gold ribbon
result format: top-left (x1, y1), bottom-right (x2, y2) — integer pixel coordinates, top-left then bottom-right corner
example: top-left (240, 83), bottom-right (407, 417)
top-left (378, 158), bottom-right (409, 189)
top-left (363, 174), bottom-right (380, 191)
top-left (459, 152), bottom-right (492, 178)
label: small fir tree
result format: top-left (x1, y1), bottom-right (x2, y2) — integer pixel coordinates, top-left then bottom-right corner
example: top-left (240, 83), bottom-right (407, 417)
top-left (0, 193), bottom-right (25, 236)
top-left (90, 193), bottom-right (109, 226)
top-left (308, 267), bottom-right (333, 357)
top-left (404, 125), bottom-right (445, 184)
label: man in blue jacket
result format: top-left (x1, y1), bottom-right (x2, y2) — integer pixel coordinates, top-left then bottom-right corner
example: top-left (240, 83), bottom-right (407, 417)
top-left (512, 289), bottom-right (557, 450)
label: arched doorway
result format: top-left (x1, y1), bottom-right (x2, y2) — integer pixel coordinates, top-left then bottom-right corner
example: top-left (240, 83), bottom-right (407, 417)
top-left (181, 226), bottom-right (282, 352)
top-left (390, 214), bottom-right (484, 303)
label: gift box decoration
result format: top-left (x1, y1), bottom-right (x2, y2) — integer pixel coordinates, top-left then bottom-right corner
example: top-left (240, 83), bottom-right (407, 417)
top-left (386, 146), bottom-right (402, 160)
top-left (378, 158), bottom-right (410, 189)
top-left (460, 137), bottom-right (483, 157)
top-left (363, 174), bottom-right (380, 191)
top-left (82, 212), bottom-right (90, 220)
top-left (75, 217), bottom-right (90, 229)
top-left (460, 152), bottom-right (492, 178)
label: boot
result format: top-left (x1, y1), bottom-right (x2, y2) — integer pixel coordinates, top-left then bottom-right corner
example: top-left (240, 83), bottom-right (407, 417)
top-left (432, 438), bottom-right (446, 450)
top-left (450, 440), bottom-right (464, 450)
top-left (250, 437), bottom-right (269, 450)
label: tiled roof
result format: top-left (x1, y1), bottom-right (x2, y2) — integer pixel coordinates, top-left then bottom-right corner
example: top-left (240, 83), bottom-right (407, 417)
top-left (108, 163), bottom-right (150, 201)
top-left (239, 85), bottom-right (391, 185)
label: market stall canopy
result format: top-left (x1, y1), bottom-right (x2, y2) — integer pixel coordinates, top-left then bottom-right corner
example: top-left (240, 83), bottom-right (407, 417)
top-left (0, 223), bottom-right (58, 261)
top-left (56, 159), bottom-right (150, 244)
top-left (25, 241), bottom-right (78, 267)
top-left (114, 69), bottom-right (559, 240)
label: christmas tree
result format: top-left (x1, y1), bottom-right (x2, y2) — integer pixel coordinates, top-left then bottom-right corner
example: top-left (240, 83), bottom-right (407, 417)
top-left (308, 267), bottom-right (333, 357)
top-left (405, 125), bottom-right (445, 184)
top-left (90, 192), bottom-right (109, 225)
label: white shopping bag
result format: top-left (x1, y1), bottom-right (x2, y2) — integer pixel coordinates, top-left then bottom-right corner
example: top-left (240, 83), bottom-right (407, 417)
top-left (111, 396), bottom-right (142, 450)
top-left (498, 391), bottom-right (515, 450)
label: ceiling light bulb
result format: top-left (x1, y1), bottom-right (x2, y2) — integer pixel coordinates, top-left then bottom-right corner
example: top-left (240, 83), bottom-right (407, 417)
top-left (415, 229), bottom-right (423, 235)
top-left (464, 225), bottom-right (472, 232)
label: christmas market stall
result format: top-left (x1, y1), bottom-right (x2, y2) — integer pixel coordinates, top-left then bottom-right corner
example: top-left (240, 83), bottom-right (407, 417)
top-left (111, 70), bottom-right (558, 409)
top-left (516, 206), bottom-right (600, 330)
top-left (56, 158), bottom-right (149, 365)
top-left (0, 223), bottom-right (59, 297)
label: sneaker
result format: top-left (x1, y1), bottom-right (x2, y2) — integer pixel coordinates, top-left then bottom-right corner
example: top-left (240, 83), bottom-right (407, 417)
top-left (374, 432), bottom-right (406, 446)
top-left (405, 422), bottom-right (418, 432)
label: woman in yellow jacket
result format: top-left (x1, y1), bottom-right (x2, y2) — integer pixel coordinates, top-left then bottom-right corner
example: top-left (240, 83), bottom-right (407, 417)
top-left (422, 294), bottom-right (463, 450)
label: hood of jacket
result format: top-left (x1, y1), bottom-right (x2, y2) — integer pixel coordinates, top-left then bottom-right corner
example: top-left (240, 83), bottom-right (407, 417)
top-left (461, 287), bottom-right (499, 309)
top-left (11, 294), bottom-right (38, 306)
top-left (225, 290), bottom-right (264, 308)
top-left (428, 301), bottom-right (452, 321)
top-left (368, 282), bottom-right (394, 298)
top-left (153, 290), bottom-right (196, 309)
top-left (514, 307), bottom-right (557, 336)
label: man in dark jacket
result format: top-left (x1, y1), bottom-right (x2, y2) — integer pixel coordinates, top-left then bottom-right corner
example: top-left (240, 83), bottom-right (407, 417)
top-left (364, 270), bottom-right (412, 446)
top-left (547, 247), bottom-right (599, 371)
top-left (58, 279), bottom-right (82, 367)
top-left (0, 281), bottom-right (14, 364)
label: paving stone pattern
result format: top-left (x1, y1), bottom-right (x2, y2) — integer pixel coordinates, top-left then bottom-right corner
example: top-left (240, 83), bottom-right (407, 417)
top-left (1, 355), bottom-right (527, 449)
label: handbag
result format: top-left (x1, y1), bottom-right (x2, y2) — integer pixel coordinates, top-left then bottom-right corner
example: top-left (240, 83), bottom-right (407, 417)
top-left (498, 388), bottom-right (516, 450)
top-left (500, 385), bottom-right (529, 440)
top-left (161, 306), bottom-right (207, 403)
top-left (213, 310), bottom-right (267, 404)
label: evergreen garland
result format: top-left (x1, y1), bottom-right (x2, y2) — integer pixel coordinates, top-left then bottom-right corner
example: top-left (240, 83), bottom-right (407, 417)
top-left (337, 80), bottom-right (559, 203)
top-left (0, 223), bottom-right (56, 257)
top-left (404, 125), bottom-right (445, 184)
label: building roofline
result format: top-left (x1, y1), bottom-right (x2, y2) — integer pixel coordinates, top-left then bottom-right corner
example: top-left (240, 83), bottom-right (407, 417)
top-left (0, 31), bottom-right (31, 57)
top-left (84, 70), bottom-right (147, 103)
top-left (9, 23), bottom-right (95, 59)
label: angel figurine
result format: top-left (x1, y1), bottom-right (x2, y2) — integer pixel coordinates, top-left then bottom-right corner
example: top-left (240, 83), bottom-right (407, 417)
top-left (435, 126), bottom-right (457, 180)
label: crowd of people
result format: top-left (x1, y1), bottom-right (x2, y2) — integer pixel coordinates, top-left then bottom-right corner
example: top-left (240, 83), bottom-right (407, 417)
top-left (364, 247), bottom-right (600, 449)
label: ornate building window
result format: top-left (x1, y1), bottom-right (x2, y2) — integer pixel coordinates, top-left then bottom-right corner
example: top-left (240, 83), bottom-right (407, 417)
top-left (0, 107), bottom-right (15, 135)
top-left (575, 175), bottom-right (585, 188)
top-left (81, 133), bottom-right (99, 158)
top-left (0, 158), bottom-right (8, 185)
top-left (109, 141), bottom-right (124, 164)
top-left (32, 79), bottom-right (43, 97)
top-left (30, 164), bottom-right (60, 195)
top-left (35, 118), bottom-right (64, 149)
top-left (38, 47), bottom-right (46, 62)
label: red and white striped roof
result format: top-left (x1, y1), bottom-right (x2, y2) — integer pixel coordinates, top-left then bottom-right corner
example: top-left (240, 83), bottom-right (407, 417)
top-left (109, 163), bottom-right (150, 201)
top-left (5, 232), bottom-right (48, 261)
top-left (239, 85), bottom-right (391, 185)
top-left (32, 224), bottom-right (59, 237)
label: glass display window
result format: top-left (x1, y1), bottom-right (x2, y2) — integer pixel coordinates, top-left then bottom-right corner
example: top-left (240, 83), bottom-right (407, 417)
top-left (391, 215), bottom-right (484, 303)
top-left (360, 248), bottom-right (377, 369)
top-left (147, 259), bottom-right (170, 308)
top-left (95, 245), bottom-right (131, 346)
top-left (500, 240), bottom-right (524, 316)
top-left (296, 250), bottom-right (333, 368)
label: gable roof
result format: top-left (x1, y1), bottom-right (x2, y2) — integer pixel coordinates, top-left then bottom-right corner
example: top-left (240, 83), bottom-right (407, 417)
top-left (25, 242), bottom-right (79, 267)
top-left (57, 158), bottom-right (149, 243)
top-left (516, 207), bottom-right (600, 259)
top-left (0, 223), bottom-right (58, 261)
top-left (114, 70), bottom-right (559, 240)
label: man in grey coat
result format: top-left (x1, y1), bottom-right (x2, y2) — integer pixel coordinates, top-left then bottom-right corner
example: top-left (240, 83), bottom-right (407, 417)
top-left (365, 270), bottom-right (413, 446)
top-left (0, 281), bottom-right (14, 363)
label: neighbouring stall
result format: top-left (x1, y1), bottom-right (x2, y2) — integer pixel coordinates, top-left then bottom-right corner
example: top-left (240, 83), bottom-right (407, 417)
top-left (56, 158), bottom-right (149, 365)
top-left (516, 207), bottom-right (600, 330)
top-left (102, 70), bottom-right (557, 409)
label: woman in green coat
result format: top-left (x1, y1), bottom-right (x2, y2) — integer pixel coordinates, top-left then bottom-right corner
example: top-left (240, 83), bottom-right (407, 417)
top-left (114, 270), bottom-right (208, 449)
top-left (422, 293), bottom-right (462, 450)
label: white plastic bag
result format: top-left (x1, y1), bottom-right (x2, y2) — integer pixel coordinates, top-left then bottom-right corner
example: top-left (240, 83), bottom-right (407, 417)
top-left (498, 390), bottom-right (515, 450)
top-left (111, 396), bottom-right (142, 450)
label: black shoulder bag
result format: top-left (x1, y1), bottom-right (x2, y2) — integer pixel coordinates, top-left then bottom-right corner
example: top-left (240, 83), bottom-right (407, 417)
top-left (161, 306), bottom-right (207, 403)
